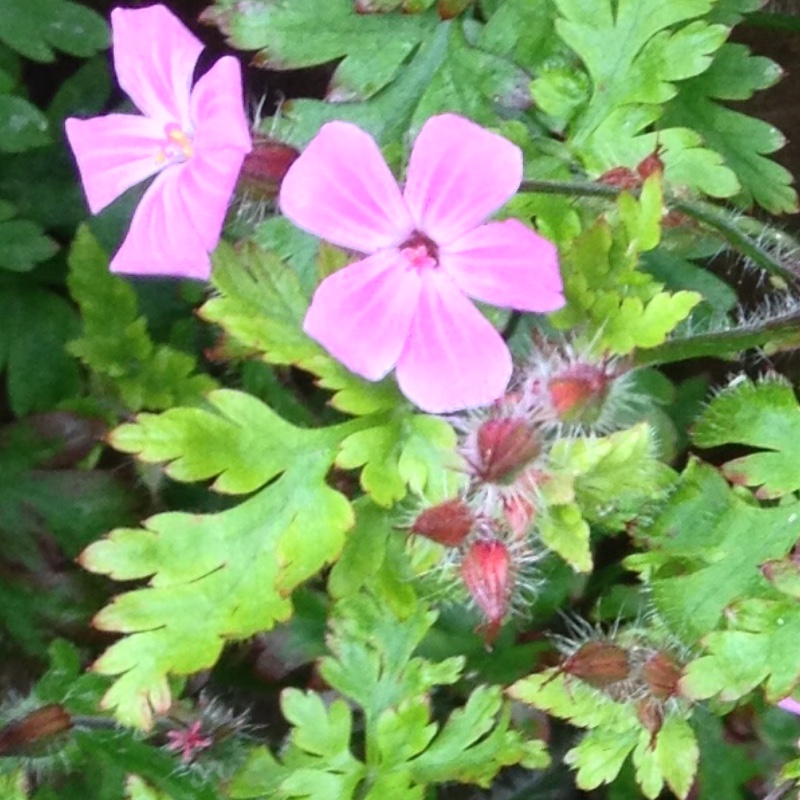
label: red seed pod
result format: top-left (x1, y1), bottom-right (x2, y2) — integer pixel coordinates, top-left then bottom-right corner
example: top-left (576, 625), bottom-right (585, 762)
top-left (642, 651), bottom-right (682, 701)
top-left (562, 641), bottom-right (631, 688)
top-left (475, 418), bottom-right (541, 484)
top-left (0, 705), bottom-right (73, 756)
top-left (597, 166), bottom-right (640, 191)
top-left (460, 538), bottom-right (512, 644)
top-left (238, 136), bottom-right (300, 200)
top-left (411, 499), bottom-right (473, 547)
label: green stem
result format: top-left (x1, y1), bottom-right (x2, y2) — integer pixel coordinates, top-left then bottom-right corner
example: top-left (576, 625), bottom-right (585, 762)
top-left (518, 179), bottom-right (797, 283)
top-left (635, 310), bottom-right (800, 366)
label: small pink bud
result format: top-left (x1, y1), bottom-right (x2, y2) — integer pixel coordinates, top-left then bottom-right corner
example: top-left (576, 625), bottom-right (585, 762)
top-left (548, 366), bottom-right (612, 423)
top-left (239, 136), bottom-right (300, 200)
top-left (636, 145), bottom-right (664, 180)
top-left (476, 418), bottom-right (541, 484)
top-left (460, 538), bottom-right (512, 643)
top-left (412, 499), bottom-right (473, 547)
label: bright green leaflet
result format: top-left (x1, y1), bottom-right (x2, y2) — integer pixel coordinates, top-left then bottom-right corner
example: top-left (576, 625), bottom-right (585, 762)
top-left (692, 376), bottom-right (800, 499)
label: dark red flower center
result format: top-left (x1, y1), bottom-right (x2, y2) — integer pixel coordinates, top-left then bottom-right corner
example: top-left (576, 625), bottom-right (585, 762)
top-left (400, 231), bottom-right (438, 272)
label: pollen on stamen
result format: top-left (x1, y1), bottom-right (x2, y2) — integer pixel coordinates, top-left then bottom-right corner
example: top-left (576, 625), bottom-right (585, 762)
top-left (155, 122), bottom-right (194, 165)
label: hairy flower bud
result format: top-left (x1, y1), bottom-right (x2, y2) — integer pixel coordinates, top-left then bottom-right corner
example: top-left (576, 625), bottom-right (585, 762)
top-left (636, 147), bottom-right (664, 180)
top-left (642, 651), bottom-right (682, 701)
top-left (460, 538), bottom-right (512, 643)
top-left (412, 498), bottom-right (473, 547)
top-left (475, 418), bottom-right (542, 484)
top-left (0, 705), bottom-right (73, 757)
top-left (562, 641), bottom-right (631, 688)
top-left (239, 136), bottom-right (300, 200)
top-left (548, 364), bottom-right (614, 424)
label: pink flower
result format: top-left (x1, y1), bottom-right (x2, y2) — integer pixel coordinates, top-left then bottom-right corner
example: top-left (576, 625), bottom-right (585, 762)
top-left (166, 720), bottom-right (213, 763)
top-left (779, 698), bottom-right (800, 715)
top-left (279, 114), bottom-right (564, 413)
top-left (65, 5), bottom-right (252, 279)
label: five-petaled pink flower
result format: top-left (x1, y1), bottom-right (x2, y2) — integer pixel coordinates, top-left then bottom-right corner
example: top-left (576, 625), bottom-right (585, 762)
top-left (65, 5), bottom-right (252, 279)
top-left (279, 114), bottom-right (564, 413)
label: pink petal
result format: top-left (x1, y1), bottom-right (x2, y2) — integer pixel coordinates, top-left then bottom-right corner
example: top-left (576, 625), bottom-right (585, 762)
top-left (396, 270), bottom-right (512, 413)
top-left (439, 219), bottom-right (565, 312)
top-left (173, 145), bottom-right (247, 250)
top-left (779, 698), bottom-right (800, 715)
top-left (403, 114), bottom-right (523, 246)
top-left (190, 56), bottom-right (252, 154)
top-left (303, 249), bottom-right (421, 381)
top-left (280, 121), bottom-right (413, 254)
top-left (65, 114), bottom-right (166, 214)
top-left (111, 5), bottom-right (202, 127)
top-left (110, 167), bottom-right (211, 280)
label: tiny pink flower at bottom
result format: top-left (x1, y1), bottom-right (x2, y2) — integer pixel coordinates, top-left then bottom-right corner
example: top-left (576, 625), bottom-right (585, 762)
top-left (65, 5), bottom-right (252, 279)
top-left (279, 113), bottom-right (565, 413)
top-left (166, 720), bottom-right (213, 763)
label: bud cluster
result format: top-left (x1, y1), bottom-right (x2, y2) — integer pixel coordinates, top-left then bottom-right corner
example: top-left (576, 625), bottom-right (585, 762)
top-left (407, 336), bottom-right (644, 643)
top-left (553, 622), bottom-right (690, 740)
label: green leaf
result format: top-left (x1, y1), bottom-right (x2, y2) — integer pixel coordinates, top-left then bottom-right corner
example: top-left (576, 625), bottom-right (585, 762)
top-left (67, 226), bottom-right (216, 412)
top-left (125, 776), bottom-right (170, 800)
top-left (549, 186), bottom-right (701, 354)
top-left (682, 596), bottom-right (800, 707)
top-left (206, 0), bottom-right (437, 102)
top-left (692, 376), bottom-right (800, 499)
top-left (204, 241), bottom-right (401, 416)
top-left (509, 669), bottom-right (697, 796)
top-left (625, 459), bottom-right (800, 642)
top-left (110, 389), bottom-right (352, 494)
top-left (0, 217), bottom-right (57, 270)
top-left (662, 42), bottom-right (797, 213)
top-left (336, 413), bottom-right (457, 506)
top-left (320, 592), bottom-right (463, 723)
top-left (0, 94), bottom-right (50, 152)
top-left (232, 586), bottom-right (537, 798)
top-left (407, 686), bottom-right (549, 787)
top-left (268, 24), bottom-right (450, 147)
top-left (633, 715), bottom-right (698, 799)
top-left (0, 773), bottom-right (27, 800)
top-left (555, 0), bottom-right (725, 143)
top-left (410, 22), bottom-right (532, 129)
top-left (0, 280), bottom-right (80, 415)
top-left (0, 0), bottom-right (108, 61)
top-left (80, 450), bottom-right (353, 729)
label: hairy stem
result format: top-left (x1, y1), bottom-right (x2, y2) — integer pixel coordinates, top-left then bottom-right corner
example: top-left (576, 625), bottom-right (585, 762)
top-left (635, 310), bottom-right (800, 366)
top-left (518, 179), bottom-right (797, 283)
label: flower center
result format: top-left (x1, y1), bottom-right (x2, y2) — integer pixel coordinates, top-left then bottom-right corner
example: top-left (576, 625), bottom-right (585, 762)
top-left (155, 122), bottom-right (194, 166)
top-left (400, 231), bottom-right (438, 272)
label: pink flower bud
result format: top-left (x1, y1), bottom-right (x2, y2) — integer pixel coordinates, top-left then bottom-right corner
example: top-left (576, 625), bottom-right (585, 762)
top-left (460, 538), bottom-right (512, 644)
top-left (239, 136), bottom-right (300, 200)
top-left (412, 499), bottom-right (473, 547)
top-left (548, 365), bottom-right (613, 423)
top-left (475, 418), bottom-right (541, 484)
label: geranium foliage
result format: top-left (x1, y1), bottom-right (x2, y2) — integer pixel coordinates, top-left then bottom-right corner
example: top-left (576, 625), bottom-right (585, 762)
top-left (3, 1), bottom-right (800, 799)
